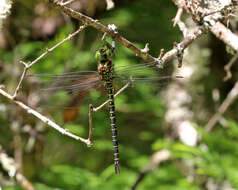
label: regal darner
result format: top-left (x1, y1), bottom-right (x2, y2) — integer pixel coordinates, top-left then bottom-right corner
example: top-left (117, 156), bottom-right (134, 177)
top-left (27, 39), bottom-right (182, 174)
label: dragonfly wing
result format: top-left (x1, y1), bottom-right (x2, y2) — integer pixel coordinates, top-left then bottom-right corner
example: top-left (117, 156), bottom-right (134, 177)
top-left (27, 71), bottom-right (100, 93)
top-left (25, 71), bottom-right (103, 111)
top-left (114, 75), bottom-right (182, 87)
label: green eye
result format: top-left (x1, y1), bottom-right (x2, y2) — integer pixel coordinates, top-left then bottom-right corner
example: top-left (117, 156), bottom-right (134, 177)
top-left (95, 46), bottom-right (113, 61)
top-left (106, 49), bottom-right (112, 57)
top-left (95, 50), bottom-right (102, 60)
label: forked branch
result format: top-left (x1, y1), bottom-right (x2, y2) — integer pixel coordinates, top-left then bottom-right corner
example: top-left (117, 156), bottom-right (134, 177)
top-left (0, 88), bottom-right (92, 146)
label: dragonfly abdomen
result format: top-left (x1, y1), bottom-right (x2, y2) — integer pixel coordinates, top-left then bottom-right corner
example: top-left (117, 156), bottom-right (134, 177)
top-left (106, 81), bottom-right (120, 174)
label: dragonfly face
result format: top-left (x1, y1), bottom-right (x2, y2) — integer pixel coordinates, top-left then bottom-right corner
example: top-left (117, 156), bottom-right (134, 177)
top-left (95, 46), bottom-right (114, 82)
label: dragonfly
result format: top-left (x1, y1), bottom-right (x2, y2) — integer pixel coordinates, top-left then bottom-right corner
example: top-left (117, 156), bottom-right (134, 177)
top-left (27, 36), bottom-right (182, 174)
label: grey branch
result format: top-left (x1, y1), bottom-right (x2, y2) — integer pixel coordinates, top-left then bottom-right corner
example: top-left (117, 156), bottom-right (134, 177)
top-left (210, 22), bottom-right (238, 51)
top-left (49, 0), bottom-right (170, 66)
top-left (49, 0), bottom-right (206, 69)
top-left (205, 81), bottom-right (238, 132)
top-left (0, 88), bottom-right (92, 146)
top-left (0, 146), bottom-right (35, 190)
top-left (224, 51), bottom-right (238, 81)
top-left (131, 149), bottom-right (171, 190)
top-left (13, 24), bottom-right (87, 98)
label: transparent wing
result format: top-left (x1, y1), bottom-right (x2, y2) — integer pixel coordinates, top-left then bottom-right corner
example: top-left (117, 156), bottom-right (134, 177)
top-left (25, 71), bottom-right (103, 112)
top-left (24, 60), bottom-right (182, 123)
top-left (27, 71), bottom-right (100, 92)
top-left (26, 60), bottom-right (180, 98)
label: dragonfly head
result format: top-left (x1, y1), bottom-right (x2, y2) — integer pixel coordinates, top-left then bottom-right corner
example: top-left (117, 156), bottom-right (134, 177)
top-left (95, 47), bottom-right (112, 61)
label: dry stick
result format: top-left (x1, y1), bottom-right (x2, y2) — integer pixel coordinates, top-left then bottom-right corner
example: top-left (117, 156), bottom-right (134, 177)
top-left (173, 7), bottom-right (183, 27)
top-left (205, 81), bottom-right (238, 132)
top-left (105, 0), bottom-right (115, 10)
top-left (0, 88), bottom-right (91, 146)
top-left (12, 123), bottom-right (23, 173)
top-left (131, 150), bottom-right (171, 190)
top-left (61, 0), bottom-right (77, 6)
top-left (50, 1), bottom-right (157, 63)
top-left (224, 51), bottom-right (238, 81)
top-left (210, 22), bottom-right (238, 51)
top-left (161, 26), bottom-right (204, 65)
top-left (93, 80), bottom-right (133, 112)
top-left (87, 81), bottom-right (133, 144)
top-left (13, 24), bottom-right (87, 98)
top-left (50, 0), bottom-right (205, 68)
top-left (131, 2), bottom-right (238, 188)
top-left (0, 149), bottom-right (35, 190)
top-left (88, 104), bottom-right (94, 145)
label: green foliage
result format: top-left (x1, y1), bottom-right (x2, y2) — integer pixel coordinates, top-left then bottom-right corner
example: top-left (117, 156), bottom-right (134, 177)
top-left (1, 0), bottom-right (238, 190)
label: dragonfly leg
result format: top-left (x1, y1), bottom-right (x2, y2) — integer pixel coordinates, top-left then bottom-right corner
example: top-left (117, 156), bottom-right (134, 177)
top-left (102, 33), bottom-right (115, 53)
top-left (86, 104), bottom-right (94, 147)
top-left (93, 80), bottom-right (133, 112)
top-left (86, 80), bottom-right (131, 147)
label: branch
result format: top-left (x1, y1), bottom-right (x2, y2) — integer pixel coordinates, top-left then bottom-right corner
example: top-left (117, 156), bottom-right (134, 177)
top-left (0, 147), bottom-right (35, 190)
top-left (161, 26), bottom-right (204, 66)
top-left (172, 1), bottom-right (238, 52)
top-left (131, 149), bottom-right (171, 190)
top-left (210, 22), bottom-right (238, 51)
top-left (205, 81), bottom-right (238, 132)
top-left (49, 0), bottom-right (158, 64)
top-left (0, 88), bottom-right (92, 146)
top-left (224, 51), bottom-right (238, 81)
top-left (49, 0), bottom-right (207, 70)
top-left (13, 24), bottom-right (87, 98)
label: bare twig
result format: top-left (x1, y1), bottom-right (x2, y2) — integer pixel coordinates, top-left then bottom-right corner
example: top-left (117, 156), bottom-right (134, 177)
top-left (88, 104), bottom-right (94, 145)
top-left (210, 22), bottom-right (238, 51)
top-left (173, 7), bottom-right (183, 27)
top-left (131, 149), bottom-right (171, 190)
top-left (224, 51), bottom-right (238, 81)
top-left (11, 122), bottom-right (23, 172)
top-left (49, 0), bottom-right (158, 64)
top-left (171, 1), bottom-right (238, 59)
top-left (161, 26), bottom-right (204, 67)
top-left (93, 80), bottom-right (133, 112)
top-left (105, 0), bottom-right (115, 10)
top-left (87, 80), bottom-right (133, 145)
top-left (13, 24), bottom-right (87, 98)
top-left (205, 81), bottom-right (238, 132)
top-left (0, 147), bottom-right (35, 190)
top-left (61, 0), bottom-right (76, 6)
top-left (0, 88), bottom-right (92, 146)
top-left (49, 0), bottom-right (205, 69)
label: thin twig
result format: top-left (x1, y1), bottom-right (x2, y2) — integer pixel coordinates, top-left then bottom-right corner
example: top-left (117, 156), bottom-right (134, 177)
top-left (161, 26), bottom-right (204, 67)
top-left (0, 88), bottom-right (92, 146)
top-left (50, 0), bottom-right (207, 69)
top-left (49, 0), bottom-right (158, 64)
top-left (224, 51), bottom-right (238, 81)
top-left (13, 24), bottom-right (87, 98)
top-left (105, 0), bottom-right (115, 10)
top-left (210, 22), bottom-right (238, 51)
top-left (88, 104), bottom-right (94, 146)
top-left (173, 7), bottom-right (183, 27)
top-left (93, 80), bottom-right (132, 112)
top-left (0, 148), bottom-right (35, 190)
top-left (61, 0), bottom-right (76, 6)
top-left (131, 149), bottom-right (171, 190)
top-left (11, 122), bottom-right (23, 172)
top-left (205, 81), bottom-right (238, 132)
top-left (171, 1), bottom-right (238, 59)
top-left (87, 81), bottom-right (132, 145)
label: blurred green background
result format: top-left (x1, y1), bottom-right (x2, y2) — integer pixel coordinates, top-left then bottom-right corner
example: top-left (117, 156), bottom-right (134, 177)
top-left (0, 0), bottom-right (238, 189)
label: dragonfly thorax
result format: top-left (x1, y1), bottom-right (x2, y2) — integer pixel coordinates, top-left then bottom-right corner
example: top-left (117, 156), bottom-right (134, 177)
top-left (98, 60), bottom-right (114, 82)
top-left (95, 46), bottom-right (114, 82)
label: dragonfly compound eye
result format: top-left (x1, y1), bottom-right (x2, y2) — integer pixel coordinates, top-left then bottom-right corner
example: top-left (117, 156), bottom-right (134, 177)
top-left (95, 50), bottom-right (104, 61)
top-left (105, 49), bottom-right (112, 58)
